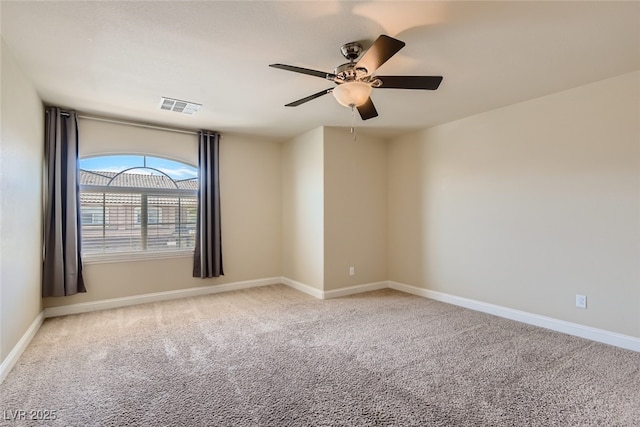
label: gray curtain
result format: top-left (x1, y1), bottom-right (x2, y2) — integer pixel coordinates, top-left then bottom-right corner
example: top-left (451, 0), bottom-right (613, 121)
top-left (42, 107), bottom-right (86, 297)
top-left (193, 130), bottom-right (223, 278)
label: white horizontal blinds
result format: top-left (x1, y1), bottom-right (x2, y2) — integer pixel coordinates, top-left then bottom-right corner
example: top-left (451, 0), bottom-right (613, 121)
top-left (81, 192), bottom-right (140, 254)
top-left (145, 195), bottom-right (198, 251)
top-left (80, 191), bottom-right (198, 255)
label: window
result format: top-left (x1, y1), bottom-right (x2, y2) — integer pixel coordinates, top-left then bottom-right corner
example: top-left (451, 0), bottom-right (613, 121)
top-left (79, 155), bottom-right (198, 257)
top-left (81, 207), bottom-right (106, 225)
top-left (134, 206), bottom-right (162, 225)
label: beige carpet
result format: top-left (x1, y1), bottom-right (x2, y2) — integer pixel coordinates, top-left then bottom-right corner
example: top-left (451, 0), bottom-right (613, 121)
top-left (2, 284), bottom-right (639, 426)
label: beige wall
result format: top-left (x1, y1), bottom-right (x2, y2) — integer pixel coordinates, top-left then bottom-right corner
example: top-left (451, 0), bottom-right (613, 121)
top-left (323, 127), bottom-right (387, 290)
top-left (44, 126), bottom-right (282, 307)
top-left (0, 39), bottom-right (44, 362)
top-left (281, 127), bottom-right (324, 289)
top-left (388, 71), bottom-right (640, 337)
top-left (79, 118), bottom-right (197, 165)
top-left (3, 43), bottom-right (635, 358)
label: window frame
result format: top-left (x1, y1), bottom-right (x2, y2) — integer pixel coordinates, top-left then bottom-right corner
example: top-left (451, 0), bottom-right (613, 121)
top-left (79, 156), bottom-right (198, 263)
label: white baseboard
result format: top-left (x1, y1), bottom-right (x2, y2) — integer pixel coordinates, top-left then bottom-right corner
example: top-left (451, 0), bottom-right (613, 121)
top-left (280, 277), bottom-right (388, 300)
top-left (43, 277), bottom-right (282, 318)
top-left (388, 281), bottom-right (640, 352)
top-left (323, 281), bottom-right (388, 299)
top-left (0, 311), bottom-right (44, 384)
top-left (280, 277), bottom-right (324, 299)
top-left (4, 277), bottom-right (636, 386)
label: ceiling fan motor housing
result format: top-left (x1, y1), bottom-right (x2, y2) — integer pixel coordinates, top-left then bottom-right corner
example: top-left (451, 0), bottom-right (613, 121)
top-left (340, 42), bottom-right (363, 61)
top-left (334, 63), bottom-right (369, 83)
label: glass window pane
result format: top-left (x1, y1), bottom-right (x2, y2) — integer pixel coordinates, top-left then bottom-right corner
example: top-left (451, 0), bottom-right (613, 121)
top-left (80, 155), bottom-right (145, 173)
top-left (145, 157), bottom-right (197, 180)
top-left (79, 155), bottom-right (198, 257)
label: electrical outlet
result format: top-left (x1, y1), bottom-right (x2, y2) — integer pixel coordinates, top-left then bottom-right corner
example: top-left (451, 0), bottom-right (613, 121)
top-left (575, 294), bottom-right (587, 309)
top-left (349, 266), bottom-right (355, 276)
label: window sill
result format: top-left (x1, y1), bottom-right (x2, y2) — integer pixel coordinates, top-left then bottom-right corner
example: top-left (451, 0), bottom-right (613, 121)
top-left (82, 250), bottom-right (194, 265)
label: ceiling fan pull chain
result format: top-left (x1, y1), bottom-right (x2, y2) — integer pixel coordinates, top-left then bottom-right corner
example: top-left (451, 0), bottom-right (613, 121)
top-left (350, 106), bottom-right (357, 141)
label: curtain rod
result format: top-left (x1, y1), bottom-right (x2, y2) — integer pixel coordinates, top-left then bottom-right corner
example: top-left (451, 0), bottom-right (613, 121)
top-left (80, 114), bottom-right (200, 136)
top-left (47, 109), bottom-right (200, 136)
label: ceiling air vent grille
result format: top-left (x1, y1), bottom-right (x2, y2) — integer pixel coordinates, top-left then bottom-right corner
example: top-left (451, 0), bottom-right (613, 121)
top-left (160, 97), bottom-right (202, 115)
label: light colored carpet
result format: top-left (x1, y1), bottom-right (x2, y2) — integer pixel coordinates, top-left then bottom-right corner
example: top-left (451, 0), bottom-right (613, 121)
top-left (1, 284), bottom-right (639, 426)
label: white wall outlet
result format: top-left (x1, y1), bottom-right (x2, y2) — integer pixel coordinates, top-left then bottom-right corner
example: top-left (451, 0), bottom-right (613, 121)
top-left (575, 294), bottom-right (587, 309)
top-left (349, 266), bottom-right (355, 276)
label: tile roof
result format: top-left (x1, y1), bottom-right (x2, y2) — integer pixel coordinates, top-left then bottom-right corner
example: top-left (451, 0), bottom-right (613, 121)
top-left (80, 192), bottom-right (197, 205)
top-left (80, 170), bottom-right (198, 191)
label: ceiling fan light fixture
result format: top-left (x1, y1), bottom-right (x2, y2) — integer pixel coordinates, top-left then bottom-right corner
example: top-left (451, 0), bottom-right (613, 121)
top-left (332, 81), bottom-right (372, 108)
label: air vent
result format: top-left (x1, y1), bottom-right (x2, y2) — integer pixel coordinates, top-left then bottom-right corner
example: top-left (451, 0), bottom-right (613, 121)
top-left (160, 97), bottom-right (202, 115)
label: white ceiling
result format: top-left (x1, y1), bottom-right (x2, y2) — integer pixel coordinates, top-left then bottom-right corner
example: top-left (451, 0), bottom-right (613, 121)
top-left (1, 1), bottom-right (639, 140)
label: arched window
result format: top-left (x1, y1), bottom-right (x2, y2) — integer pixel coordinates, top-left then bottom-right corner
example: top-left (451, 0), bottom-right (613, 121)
top-left (79, 155), bottom-right (198, 257)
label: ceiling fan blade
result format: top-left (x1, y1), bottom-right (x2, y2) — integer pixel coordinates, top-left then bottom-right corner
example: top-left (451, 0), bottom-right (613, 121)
top-left (357, 97), bottom-right (378, 120)
top-left (355, 35), bottom-right (405, 75)
top-left (270, 64), bottom-right (336, 80)
top-left (376, 75), bottom-right (443, 90)
top-left (285, 88), bottom-right (333, 107)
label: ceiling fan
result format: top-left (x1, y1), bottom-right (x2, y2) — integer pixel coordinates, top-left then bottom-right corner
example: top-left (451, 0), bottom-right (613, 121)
top-left (269, 35), bottom-right (443, 121)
